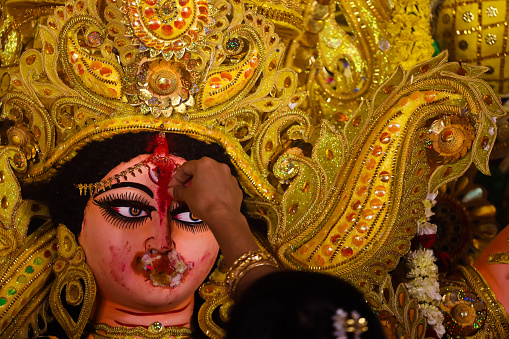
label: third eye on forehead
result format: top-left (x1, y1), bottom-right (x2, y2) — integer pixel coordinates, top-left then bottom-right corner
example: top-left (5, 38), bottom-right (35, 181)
top-left (94, 182), bottom-right (154, 198)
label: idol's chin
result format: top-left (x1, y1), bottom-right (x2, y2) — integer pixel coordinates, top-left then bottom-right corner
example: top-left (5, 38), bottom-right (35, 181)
top-left (116, 282), bottom-right (189, 311)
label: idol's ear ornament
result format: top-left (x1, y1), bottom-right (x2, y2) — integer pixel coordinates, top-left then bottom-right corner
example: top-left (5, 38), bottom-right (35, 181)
top-left (49, 224), bottom-right (96, 339)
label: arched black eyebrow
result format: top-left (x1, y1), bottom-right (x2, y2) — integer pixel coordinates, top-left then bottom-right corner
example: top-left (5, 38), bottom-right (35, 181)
top-left (94, 182), bottom-right (154, 198)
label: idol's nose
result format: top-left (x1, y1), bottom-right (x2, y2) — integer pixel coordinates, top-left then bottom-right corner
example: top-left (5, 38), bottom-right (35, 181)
top-left (144, 211), bottom-right (174, 251)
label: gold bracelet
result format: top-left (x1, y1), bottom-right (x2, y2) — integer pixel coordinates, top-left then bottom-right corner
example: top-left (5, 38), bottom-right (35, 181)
top-left (225, 250), bottom-right (279, 298)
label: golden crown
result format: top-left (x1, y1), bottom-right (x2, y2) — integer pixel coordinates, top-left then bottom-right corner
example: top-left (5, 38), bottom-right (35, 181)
top-left (0, 0), bottom-right (507, 337)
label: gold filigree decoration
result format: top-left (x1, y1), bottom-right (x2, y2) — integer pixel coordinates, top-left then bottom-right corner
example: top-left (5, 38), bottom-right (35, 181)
top-left (0, 221), bottom-right (57, 338)
top-left (487, 236), bottom-right (509, 264)
top-left (487, 252), bottom-right (509, 264)
top-left (246, 53), bottom-right (505, 293)
top-left (435, 0), bottom-right (509, 96)
top-left (0, 0), bottom-right (506, 336)
top-left (89, 322), bottom-right (192, 338)
top-left (49, 225), bottom-right (96, 339)
top-left (440, 266), bottom-right (509, 338)
top-left (365, 275), bottom-right (427, 339)
top-left (198, 256), bottom-right (231, 339)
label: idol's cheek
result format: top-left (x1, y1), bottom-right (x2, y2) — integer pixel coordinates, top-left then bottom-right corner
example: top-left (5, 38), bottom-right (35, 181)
top-left (107, 245), bottom-right (132, 289)
top-left (199, 251), bottom-right (214, 263)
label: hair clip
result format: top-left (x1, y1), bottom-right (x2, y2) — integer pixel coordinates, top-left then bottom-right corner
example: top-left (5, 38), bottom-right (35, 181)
top-left (332, 309), bottom-right (368, 339)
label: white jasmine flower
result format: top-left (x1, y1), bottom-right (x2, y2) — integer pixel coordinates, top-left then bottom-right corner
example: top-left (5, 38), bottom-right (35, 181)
top-left (417, 220), bottom-right (437, 235)
top-left (423, 199), bottom-right (435, 219)
top-left (419, 303), bottom-right (444, 326)
top-left (435, 322), bottom-right (446, 338)
top-left (426, 191), bottom-right (438, 202)
top-left (405, 248), bottom-right (444, 335)
top-left (406, 249), bottom-right (436, 265)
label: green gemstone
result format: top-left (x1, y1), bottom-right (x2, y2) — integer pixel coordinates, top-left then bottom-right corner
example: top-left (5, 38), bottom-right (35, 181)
top-left (7, 287), bottom-right (15, 296)
top-left (0, 298), bottom-right (6, 306)
top-left (25, 266), bottom-right (34, 274)
top-left (17, 275), bottom-right (27, 284)
top-left (33, 257), bottom-right (43, 265)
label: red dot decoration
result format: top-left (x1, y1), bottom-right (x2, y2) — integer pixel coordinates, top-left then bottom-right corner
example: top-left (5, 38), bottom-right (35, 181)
top-left (161, 25), bottom-right (174, 36)
top-left (144, 7), bottom-right (155, 18)
top-left (148, 19), bottom-right (161, 30)
top-left (174, 18), bottom-right (186, 29)
top-left (341, 247), bottom-right (353, 257)
top-left (181, 7), bottom-right (192, 18)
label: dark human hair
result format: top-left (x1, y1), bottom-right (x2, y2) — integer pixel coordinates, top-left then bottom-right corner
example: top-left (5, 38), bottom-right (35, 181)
top-left (226, 271), bottom-right (387, 339)
top-left (23, 132), bottom-right (236, 238)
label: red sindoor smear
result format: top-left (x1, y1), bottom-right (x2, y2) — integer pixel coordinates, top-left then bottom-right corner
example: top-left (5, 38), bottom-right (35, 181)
top-left (148, 133), bottom-right (178, 230)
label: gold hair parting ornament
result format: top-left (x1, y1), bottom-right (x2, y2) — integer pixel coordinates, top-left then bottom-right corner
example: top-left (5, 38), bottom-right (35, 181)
top-left (76, 160), bottom-right (149, 196)
top-left (0, 0), bottom-right (507, 337)
top-left (76, 132), bottom-right (180, 195)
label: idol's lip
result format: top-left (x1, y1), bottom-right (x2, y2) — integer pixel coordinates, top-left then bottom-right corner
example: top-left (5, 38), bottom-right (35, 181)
top-left (133, 248), bottom-right (194, 288)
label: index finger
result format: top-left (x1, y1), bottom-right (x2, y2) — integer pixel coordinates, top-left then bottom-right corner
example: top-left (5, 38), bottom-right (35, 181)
top-left (168, 160), bottom-right (197, 187)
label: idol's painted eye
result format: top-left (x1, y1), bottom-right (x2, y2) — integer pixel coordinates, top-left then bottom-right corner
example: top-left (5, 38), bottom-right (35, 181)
top-left (93, 192), bottom-right (156, 229)
top-left (111, 206), bottom-right (150, 218)
top-left (173, 211), bottom-right (202, 224)
top-left (170, 203), bottom-right (208, 233)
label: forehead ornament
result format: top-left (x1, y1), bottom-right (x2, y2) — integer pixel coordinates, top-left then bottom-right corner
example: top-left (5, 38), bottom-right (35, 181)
top-left (75, 133), bottom-right (179, 195)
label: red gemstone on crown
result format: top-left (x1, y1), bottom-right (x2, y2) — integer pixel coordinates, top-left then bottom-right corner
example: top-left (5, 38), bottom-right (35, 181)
top-left (144, 7), bottom-right (155, 18)
top-left (181, 6), bottom-right (191, 18)
top-left (161, 24), bottom-right (174, 36)
top-left (148, 19), bottom-right (161, 30)
top-left (174, 18), bottom-right (186, 29)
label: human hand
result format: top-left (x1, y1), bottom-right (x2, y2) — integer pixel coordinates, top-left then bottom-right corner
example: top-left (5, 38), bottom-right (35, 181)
top-left (167, 157), bottom-right (244, 226)
top-left (168, 157), bottom-right (277, 296)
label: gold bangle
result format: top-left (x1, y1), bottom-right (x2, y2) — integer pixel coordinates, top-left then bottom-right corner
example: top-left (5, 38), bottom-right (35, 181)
top-left (225, 250), bottom-right (278, 298)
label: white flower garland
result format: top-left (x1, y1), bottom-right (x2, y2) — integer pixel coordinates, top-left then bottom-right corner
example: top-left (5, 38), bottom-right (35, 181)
top-left (404, 192), bottom-right (445, 338)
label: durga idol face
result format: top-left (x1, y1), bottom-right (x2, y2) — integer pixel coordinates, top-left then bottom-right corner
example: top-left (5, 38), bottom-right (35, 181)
top-left (78, 153), bottom-right (219, 324)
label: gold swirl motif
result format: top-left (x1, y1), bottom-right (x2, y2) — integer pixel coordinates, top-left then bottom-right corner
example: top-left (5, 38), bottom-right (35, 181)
top-left (252, 54), bottom-right (505, 293)
top-left (0, 221), bottom-right (57, 338)
top-left (0, 0), bottom-right (507, 337)
top-left (49, 225), bottom-right (96, 339)
top-left (197, 256), bottom-right (231, 339)
top-left (365, 275), bottom-right (427, 338)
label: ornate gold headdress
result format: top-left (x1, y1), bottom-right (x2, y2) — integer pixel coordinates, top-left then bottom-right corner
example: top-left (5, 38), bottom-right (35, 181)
top-left (0, 0), bottom-right (507, 337)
